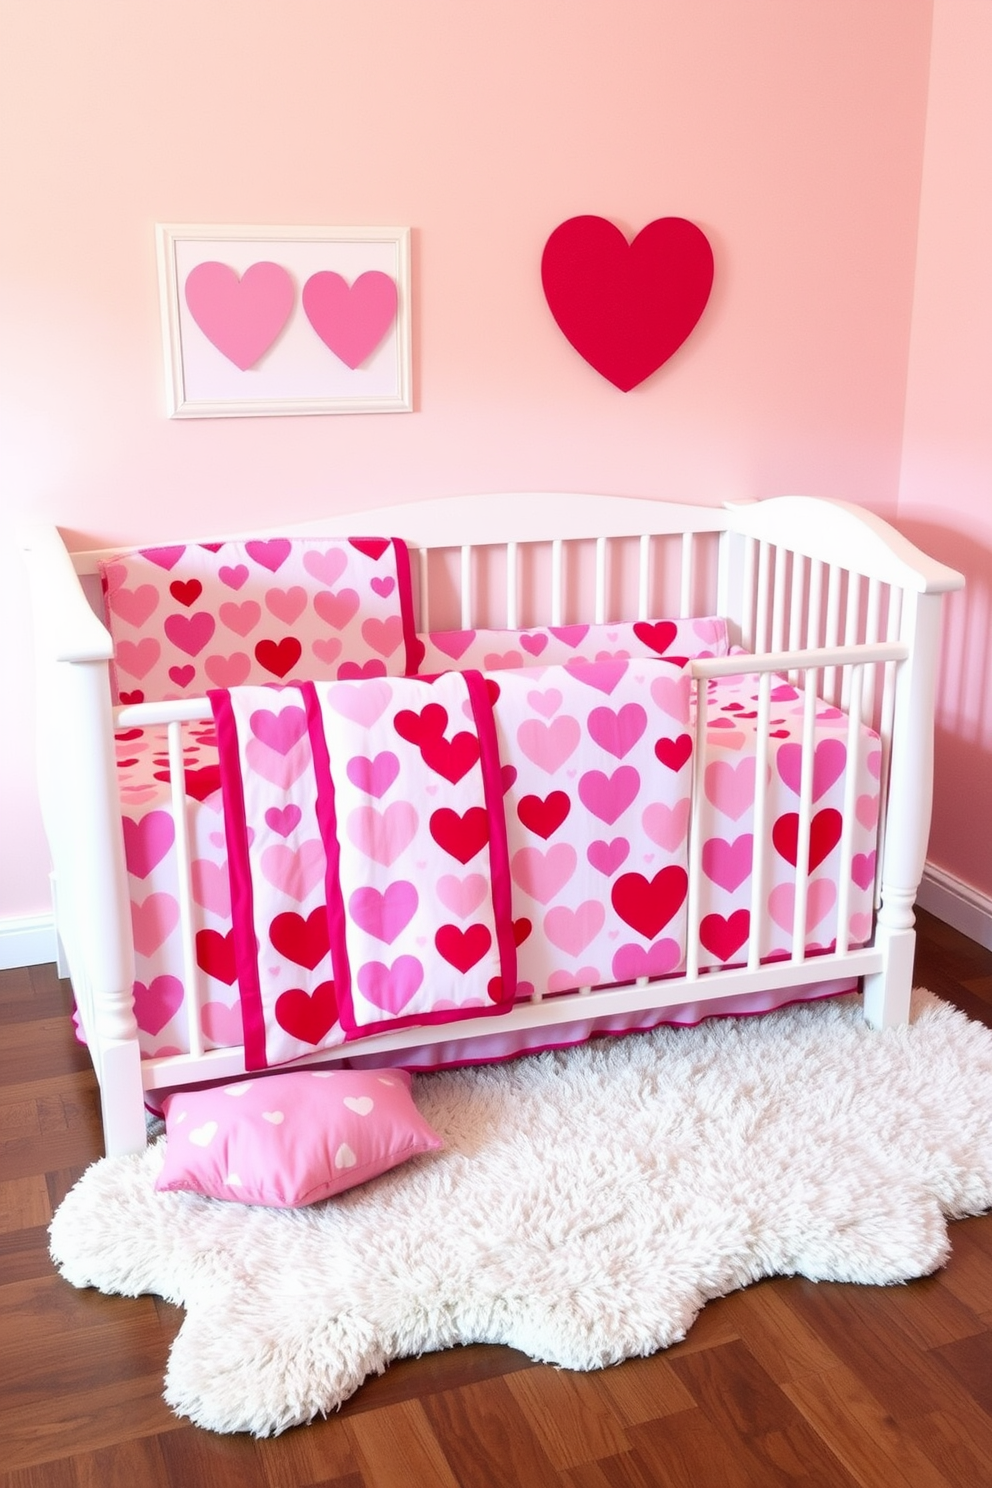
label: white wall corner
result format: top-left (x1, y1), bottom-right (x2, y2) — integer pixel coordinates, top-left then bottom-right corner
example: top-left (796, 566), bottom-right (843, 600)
top-left (917, 863), bottom-right (992, 952)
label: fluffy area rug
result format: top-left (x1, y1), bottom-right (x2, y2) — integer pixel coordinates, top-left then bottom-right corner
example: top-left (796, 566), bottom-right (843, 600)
top-left (50, 990), bottom-right (992, 1437)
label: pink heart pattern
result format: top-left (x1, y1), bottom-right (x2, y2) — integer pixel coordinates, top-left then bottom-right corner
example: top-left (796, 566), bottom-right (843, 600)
top-left (100, 536), bottom-right (416, 703)
top-left (110, 638), bottom-right (881, 1062)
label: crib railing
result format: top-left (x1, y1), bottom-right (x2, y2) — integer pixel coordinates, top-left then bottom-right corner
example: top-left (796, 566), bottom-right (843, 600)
top-left (22, 495), bottom-right (965, 1151)
top-left (112, 634), bottom-right (905, 1096)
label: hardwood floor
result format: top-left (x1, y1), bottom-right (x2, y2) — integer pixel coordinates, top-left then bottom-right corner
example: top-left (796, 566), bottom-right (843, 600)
top-left (2, 908), bottom-right (991, 1486)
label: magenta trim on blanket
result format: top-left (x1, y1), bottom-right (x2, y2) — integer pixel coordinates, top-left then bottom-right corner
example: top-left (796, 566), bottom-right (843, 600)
top-left (390, 537), bottom-right (422, 677)
top-left (299, 681), bottom-right (349, 1041)
top-left (208, 688), bottom-right (268, 1071)
top-left (463, 669), bottom-right (517, 1006)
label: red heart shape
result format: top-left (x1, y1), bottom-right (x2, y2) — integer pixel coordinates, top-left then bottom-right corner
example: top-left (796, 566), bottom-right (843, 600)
top-left (254, 636), bottom-right (303, 678)
top-left (654, 734), bottom-right (693, 772)
top-left (275, 981), bottom-right (338, 1044)
top-left (610, 866), bottom-right (688, 940)
top-left (541, 216), bottom-right (713, 391)
top-left (169, 579), bottom-right (202, 608)
top-left (269, 908), bottom-right (330, 970)
top-left (350, 537), bottom-right (391, 560)
top-left (632, 620), bottom-right (678, 655)
top-left (429, 806), bottom-right (490, 864)
top-left (153, 764), bottom-right (221, 801)
top-left (435, 922), bottom-right (492, 974)
top-left (195, 928), bottom-right (238, 985)
top-left (394, 703), bottom-right (480, 784)
top-left (772, 809), bottom-right (843, 872)
top-left (699, 909), bottom-right (751, 963)
top-left (517, 790), bottom-right (571, 840)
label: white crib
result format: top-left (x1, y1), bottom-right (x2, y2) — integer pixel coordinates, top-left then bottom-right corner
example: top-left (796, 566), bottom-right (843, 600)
top-left (22, 492), bottom-right (963, 1156)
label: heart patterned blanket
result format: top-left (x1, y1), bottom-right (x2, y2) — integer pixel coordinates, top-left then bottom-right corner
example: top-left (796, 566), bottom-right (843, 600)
top-left (209, 659), bottom-right (693, 1068)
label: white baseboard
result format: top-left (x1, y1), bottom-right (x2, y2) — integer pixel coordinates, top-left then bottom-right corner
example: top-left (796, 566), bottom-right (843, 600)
top-left (917, 865), bottom-right (992, 952)
top-left (0, 913), bottom-right (59, 971)
top-left (1, 864), bottom-right (989, 970)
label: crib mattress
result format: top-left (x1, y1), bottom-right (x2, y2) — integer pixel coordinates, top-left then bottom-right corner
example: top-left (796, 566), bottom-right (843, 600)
top-left (112, 666), bottom-right (880, 1062)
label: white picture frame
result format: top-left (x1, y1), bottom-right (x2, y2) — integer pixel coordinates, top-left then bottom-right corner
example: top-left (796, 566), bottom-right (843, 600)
top-left (156, 223), bottom-right (412, 418)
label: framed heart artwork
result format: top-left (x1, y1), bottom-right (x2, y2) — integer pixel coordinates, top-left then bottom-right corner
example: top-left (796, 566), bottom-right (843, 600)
top-left (156, 224), bottom-right (412, 418)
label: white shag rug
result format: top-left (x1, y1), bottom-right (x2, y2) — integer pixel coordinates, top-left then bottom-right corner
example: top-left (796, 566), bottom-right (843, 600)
top-left (50, 990), bottom-right (992, 1437)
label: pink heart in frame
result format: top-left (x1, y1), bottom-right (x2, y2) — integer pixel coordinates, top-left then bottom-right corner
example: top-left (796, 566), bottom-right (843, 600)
top-left (302, 271), bottom-right (398, 369)
top-left (184, 261), bottom-right (295, 371)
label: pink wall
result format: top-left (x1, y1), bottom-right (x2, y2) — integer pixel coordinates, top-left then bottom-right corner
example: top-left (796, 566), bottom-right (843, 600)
top-left (0, 1), bottom-right (940, 926)
top-left (898, 0), bottom-right (992, 901)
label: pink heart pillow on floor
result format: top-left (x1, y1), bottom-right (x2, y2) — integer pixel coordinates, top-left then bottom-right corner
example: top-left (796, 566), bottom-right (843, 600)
top-left (155, 1067), bottom-right (442, 1208)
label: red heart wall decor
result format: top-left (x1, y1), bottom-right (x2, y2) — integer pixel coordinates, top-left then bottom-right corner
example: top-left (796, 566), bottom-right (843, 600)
top-left (541, 216), bottom-right (714, 391)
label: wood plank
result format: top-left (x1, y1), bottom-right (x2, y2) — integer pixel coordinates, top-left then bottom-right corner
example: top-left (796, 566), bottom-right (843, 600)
top-left (0, 1373), bottom-right (184, 1475)
top-left (345, 1398), bottom-right (462, 1488)
top-left (668, 1337), bottom-right (859, 1485)
top-left (422, 1375), bottom-right (560, 1486)
top-left (596, 1351), bottom-right (697, 1425)
top-left (930, 1332), bottom-right (992, 1416)
top-left (67, 1435), bottom-right (173, 1488)
top-left (908, 1407), bottom-right (992, 1484)
top-left (718, 1276), bottom-right (843, 1384)
top-left (256, 1415), bottom-right (362, 1487)
top-left (628, 1405), bottom-right (769, 1488)
top-left (783, 1280), bottom-right (969, 1420)
top-left (0, 1175), bottom-right (50, 1233)
top-left (784, 1363), bottom-right (959, 1488)
top-left (505, 1365), bottom-right (630, 1469)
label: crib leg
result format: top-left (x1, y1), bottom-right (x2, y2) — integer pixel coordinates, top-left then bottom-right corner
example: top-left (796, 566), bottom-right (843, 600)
top-left (98, 1039), bottom-right (148, 1157)
top-left (49, 872), bottom-right (70, 981)
top-left (862, 923), bottom-right (915, 1028)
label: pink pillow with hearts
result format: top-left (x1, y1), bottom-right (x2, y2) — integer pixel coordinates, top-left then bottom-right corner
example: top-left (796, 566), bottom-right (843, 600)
top-left (417, 616), bottom-right (728, 675)
top-left (154, 1067), bottom-right (442, 1208)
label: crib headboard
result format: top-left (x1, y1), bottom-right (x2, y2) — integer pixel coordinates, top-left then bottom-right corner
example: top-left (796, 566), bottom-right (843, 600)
top-left (44, 489), bottom-right (963, 655)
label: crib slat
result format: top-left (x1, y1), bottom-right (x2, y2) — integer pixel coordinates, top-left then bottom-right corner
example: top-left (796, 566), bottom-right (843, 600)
top-left (747, 671), bottom-right (773, 970)
top-left (418, 546), bottom-right (430, 631)
top-left (741, 537), bottom-right (757, 651)
top-left (771, 547), bottom-right (787, 653)
top-left (641, 533), bottom-right (654, 619)
top-left (685, 675), bottom-right (709, 980)
top-left (824, 563), bottom-right (843, 703)
top-left (459, 544), bottom-right (473, 630)
top-left (167, 720), bottom-right (203, 1060)
top-left (595, 536), bottom-right (608, 623)
top-left (505, 541), bottom-right (519, 627)
top-left (788, 552), bottom-right (806, 681)
top-left (872, 587), bottom-right (903, 907)
top-left (840, 573), bottom-right (862, 711)
top-left (834, 663), bottom-right (865, 954)
top-left (754, 540), bottom-right (772, 654)
top-left (790, 675), bottom-right (820, 962)
top-left (551, 537), bottom-right (565, 626)
top-left (805, 560), bottom-right (824, 650)
top-left (678, 532), bottom-right (692, 618)
top-left (862, 577), bottom-right (882, 726)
